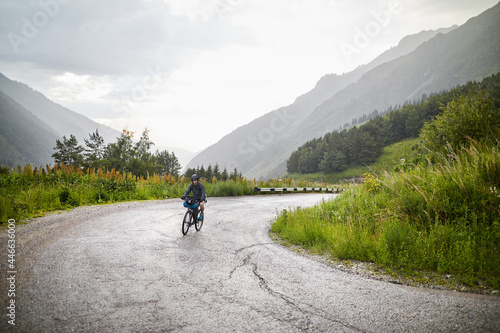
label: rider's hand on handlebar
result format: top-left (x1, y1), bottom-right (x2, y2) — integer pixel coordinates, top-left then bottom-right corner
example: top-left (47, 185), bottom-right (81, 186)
top-left (181, 196), bottom-right (185, 200)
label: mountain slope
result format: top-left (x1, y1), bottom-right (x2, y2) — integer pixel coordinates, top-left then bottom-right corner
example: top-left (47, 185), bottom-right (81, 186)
top-left (287, 4), bottom-right (500, 178)
top-left (0, 91), bottom-right (60, 167)
top-left (300, 2), bottom-right (500, 144)
top-left (186, 27), bottom-right (456, 176)
top-left (0, 73), bottom-right (120, 145)
top-left (0, 73), bottom-right (122, 168)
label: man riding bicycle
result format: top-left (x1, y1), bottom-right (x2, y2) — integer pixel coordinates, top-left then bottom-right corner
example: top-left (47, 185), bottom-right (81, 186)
top-left (182, 174), bottom-right (206, 220)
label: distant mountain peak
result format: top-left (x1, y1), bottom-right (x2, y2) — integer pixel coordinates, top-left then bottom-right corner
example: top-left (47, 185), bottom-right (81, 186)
top-left (185, 21), bottom-right (472, 179)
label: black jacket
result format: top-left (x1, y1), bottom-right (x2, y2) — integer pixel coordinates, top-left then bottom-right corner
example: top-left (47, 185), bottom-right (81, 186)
top-left (183, 182), bottom-right (206, 202)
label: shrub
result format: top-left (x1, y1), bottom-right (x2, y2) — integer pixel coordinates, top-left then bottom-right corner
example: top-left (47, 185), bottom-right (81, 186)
top-left (420, 88), bottom-right (499, 152)
top-left (58, 187), bottom-right (79, 207)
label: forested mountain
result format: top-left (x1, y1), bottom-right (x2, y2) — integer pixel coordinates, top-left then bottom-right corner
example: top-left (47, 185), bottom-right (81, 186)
top-left (0, 73), bottom-right (121, 144)
top-left (186, 2), bottom-right (500, 179)
top-left (0, 74), bottom-right (194, 169)
top-left (287, 73), bottom-right (500, 174)
top-left (0, 73), bottom-right (121, 168)
top-left (300, 2), bottom-right (500, 138)
top-left (0, 91), bottom-right (59, 167)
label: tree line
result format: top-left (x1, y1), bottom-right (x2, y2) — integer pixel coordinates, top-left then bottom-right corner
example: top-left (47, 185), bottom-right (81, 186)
top-left (287, 73), bottom-right (500, 174)
top-left (52, 128), bottom-right (181, 178)
top-left (183, 164), bottom-right (243, 183)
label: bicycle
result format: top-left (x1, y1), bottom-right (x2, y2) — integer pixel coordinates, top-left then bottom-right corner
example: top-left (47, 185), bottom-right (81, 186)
top-left (181, 196), bottom-right (204, 235)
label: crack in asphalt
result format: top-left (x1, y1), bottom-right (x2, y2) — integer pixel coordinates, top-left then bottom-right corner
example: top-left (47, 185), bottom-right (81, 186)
top-left (213, 253), bottom-right (312, 331)
top-left (224, 243), bottom-right (368, 332)
top-left (228, 254), bottom-right (251, 280)
top-left (224, 245), bottom-right (368, 331)
top-left (251, 262), bottom-right (313, 332)
top-left (6, 196), bottom-right (499, 332)
top-left (251, 262), bottom-right (368, 333)
top-left (234, 242), bottom-right (275, 254)
top-left (227, 243), bottom-right (274, 280)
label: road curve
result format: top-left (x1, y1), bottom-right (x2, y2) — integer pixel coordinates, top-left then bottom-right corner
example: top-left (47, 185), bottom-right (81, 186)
top-left (2, 194), bottom-right (499, 332)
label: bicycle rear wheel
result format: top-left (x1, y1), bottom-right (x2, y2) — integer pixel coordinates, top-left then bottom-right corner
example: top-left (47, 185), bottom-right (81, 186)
top-left (195, 212), bottom-right (203, 231)
top-left (182, 211), bottom-right (191, 235)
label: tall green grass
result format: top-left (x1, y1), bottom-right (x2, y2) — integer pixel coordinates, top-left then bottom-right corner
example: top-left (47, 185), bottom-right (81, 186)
top-left (0, 164), bottom-right (328, 223)
top-left (271, 140), bottom-right (500, 289)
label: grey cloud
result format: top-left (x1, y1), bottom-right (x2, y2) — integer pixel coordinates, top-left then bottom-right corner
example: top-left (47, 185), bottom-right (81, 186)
top-left (0, 0), bottom-right (250, 76)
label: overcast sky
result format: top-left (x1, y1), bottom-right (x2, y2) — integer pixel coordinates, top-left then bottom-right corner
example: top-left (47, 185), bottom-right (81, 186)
top-left (0, 0), bottom-right (498, 153)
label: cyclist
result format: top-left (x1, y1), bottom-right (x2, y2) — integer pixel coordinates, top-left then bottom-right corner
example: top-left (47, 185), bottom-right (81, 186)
top-left (182, 174), bottom-right (206, 220)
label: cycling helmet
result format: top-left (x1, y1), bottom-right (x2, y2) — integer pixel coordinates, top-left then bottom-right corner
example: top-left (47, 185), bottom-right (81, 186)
top-left (191, 174), bottom-right (199, 181)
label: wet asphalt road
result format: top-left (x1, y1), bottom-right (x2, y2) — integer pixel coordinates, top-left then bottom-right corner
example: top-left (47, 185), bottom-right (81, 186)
top-left (2, 194), bottom-right (500, 332)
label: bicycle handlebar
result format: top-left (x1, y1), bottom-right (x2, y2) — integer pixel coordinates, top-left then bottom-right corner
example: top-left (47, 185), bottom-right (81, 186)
top-left (181, 196), bottom-right (207, 203)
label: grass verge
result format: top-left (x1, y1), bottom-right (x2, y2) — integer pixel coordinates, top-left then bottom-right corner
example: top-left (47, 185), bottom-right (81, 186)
top-left (271, 140), bottom-right (500, 292)
top-left (0, 165), bottom-right (329, 224)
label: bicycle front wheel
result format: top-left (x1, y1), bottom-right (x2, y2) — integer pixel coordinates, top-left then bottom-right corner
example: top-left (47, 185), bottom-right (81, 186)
top-left (182, 211), bottom-right (191, 235)
top-left (195, 212), bottom-right (203, 231)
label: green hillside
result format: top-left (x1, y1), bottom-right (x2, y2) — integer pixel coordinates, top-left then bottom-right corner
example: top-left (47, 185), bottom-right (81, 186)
top-left (287, 73), bottom-right (500, 179)
top-left (272, 87), bottom-right (500, 292)
top-left (287, 138), bottom-right (420, 184)
top-left (0, 91), bottom-right (59, 167)
top-left (0, 73), bottom-right (121, 168)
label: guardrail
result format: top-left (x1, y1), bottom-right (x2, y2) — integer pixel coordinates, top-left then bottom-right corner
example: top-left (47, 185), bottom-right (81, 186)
top-left (254, 187), bottom-right (344, 194)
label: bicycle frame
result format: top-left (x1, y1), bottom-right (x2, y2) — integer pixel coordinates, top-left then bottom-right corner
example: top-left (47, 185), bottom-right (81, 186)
top-left (182, 196), bottom-right (203, 235)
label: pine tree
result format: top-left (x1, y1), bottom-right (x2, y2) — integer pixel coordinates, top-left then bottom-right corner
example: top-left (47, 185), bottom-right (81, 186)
top-left (130, 129), bottom-right (156, 177)
top-left (84, 129), bottom-right (105, 169)
top-left (104, 129), bottom-right (135, 173)
top-left (52, 135), bottom-right (84, 166)
top-left (213, 163), bottom-right (220, 179)
top-left (206, 164), bottom-right (213, 182)
top-left (221, 167), bottom-right (229, 181)
top-left (156, 150), bottom-right (181, 176)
